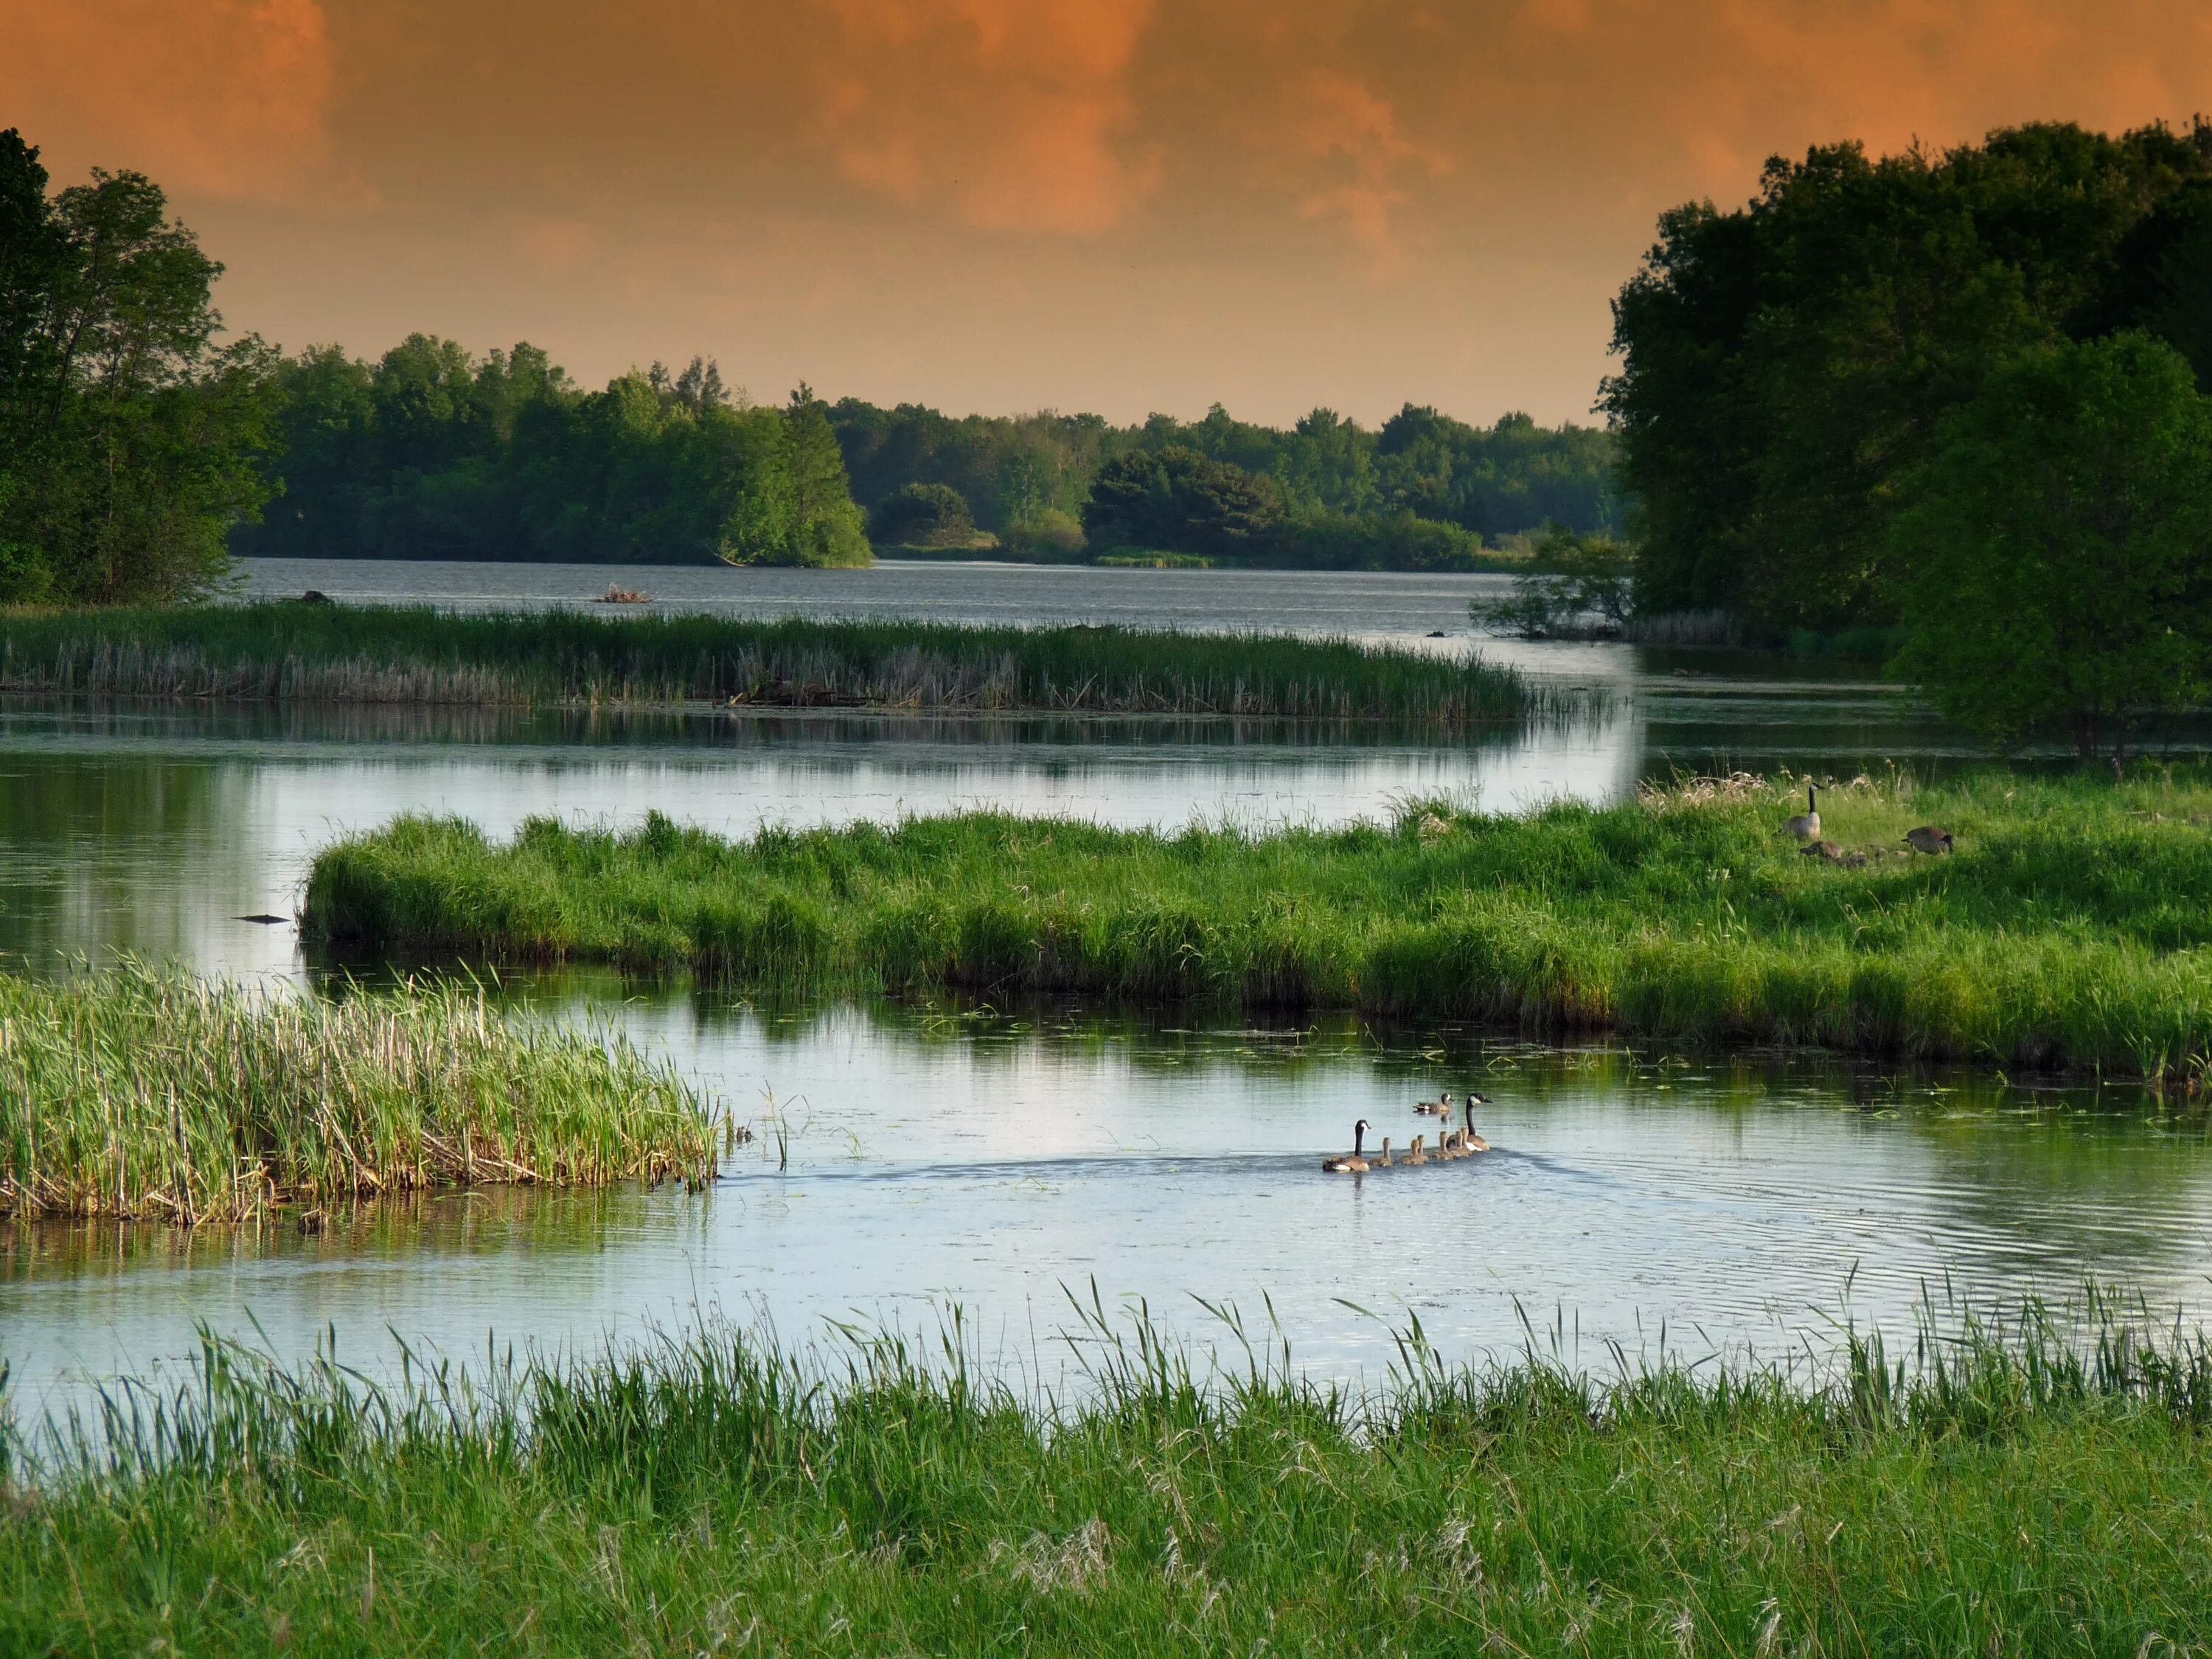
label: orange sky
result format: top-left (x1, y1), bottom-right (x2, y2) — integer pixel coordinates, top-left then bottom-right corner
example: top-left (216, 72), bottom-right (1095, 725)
top-left (4, 1), bottom-right (2207, 425)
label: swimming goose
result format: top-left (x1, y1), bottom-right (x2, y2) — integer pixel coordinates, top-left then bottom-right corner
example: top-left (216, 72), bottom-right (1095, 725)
top-left (1458, 1093), bottom-right (1491, 1154)
top-left (1405, 1133), bottom-right (1428, 1166)
top-left (1323, 1119), bottom-right (1372, 1174)
top-left (1783, 785), bottom-right (1821, 844)
top-left (1376, 1136), bottom-right (1395, 1167)
top-left (1904, 825), bottom-right (1954, 855)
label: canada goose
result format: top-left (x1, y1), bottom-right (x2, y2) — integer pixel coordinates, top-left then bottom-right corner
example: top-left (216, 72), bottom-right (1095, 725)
top-left (1415, 1090), bottom-right (1453, 1118)
top-left (1322, 1119), bottom-right (1372, 1174)
top-left (1376, 1137), bottom-right (1395, 1167)
top-left (1459, 1093), bottom-right (1491, 1155)
top-left (1405, 1133), bottom-right (1428, 1166)
top-left (1904, 825), bottom-right (1954, 855)
top-left (1783, 785), bottom-right (1820, 843)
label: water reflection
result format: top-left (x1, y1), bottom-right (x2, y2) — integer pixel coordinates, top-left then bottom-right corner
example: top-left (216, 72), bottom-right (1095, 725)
top-left (7, 998), bottom-right (2208, 1417)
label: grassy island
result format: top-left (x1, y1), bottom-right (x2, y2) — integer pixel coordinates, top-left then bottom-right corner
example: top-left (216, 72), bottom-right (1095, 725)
top-left (0, 963), bottom-right (718, 1223)
top-left (308, 771), bottom-right (2212, 1078)
top-left (5, 1306), bottom-right (2212, 1651)
top-left (0, 604), bottom-right (1534, 721)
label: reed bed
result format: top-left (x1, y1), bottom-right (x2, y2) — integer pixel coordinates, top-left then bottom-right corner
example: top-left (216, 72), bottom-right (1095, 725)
top-left (5, 1295), bottom-right (2212, 1651)
top-left (308, 769), bottom-right (2212, 1078)
top-left (0, 603), bottom-right (1540, 721)
top-left (0, 961), bottom-right (717, 1223)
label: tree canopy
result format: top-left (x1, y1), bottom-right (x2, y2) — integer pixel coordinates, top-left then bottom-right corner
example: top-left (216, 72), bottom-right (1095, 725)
top-left (1606, 119), bottom-right (2212, 630)
top-left (1892, 333), bottom-right (2212, 761)
top-left (0, 130), bottom-right (277, 602)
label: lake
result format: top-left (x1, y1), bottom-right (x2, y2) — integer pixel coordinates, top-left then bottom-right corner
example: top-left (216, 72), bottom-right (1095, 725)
top-left (4, 558), bottom-right (2208, 1416)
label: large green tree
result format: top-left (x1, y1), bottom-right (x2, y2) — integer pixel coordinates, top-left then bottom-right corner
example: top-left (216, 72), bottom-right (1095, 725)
top-left (1891, 333), bottom-right (2212, 761)
top-left (1607, 120), bottom-right (2212, 629)
top-left (0, 131), bottom-right (276, 602)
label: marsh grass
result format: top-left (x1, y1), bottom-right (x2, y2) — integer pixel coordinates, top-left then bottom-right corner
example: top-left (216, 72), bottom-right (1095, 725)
top-left (0, 961), bottom-right (717, 1223)
top-left (0, 603), bottom-right (1539, 720)
top-left (5, 1292), bottom-right (2212, 1652)
top-left (308, 768), bottom-right (2212, 1079)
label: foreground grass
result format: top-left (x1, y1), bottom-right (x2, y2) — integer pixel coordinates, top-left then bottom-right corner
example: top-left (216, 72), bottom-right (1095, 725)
top-left (0, 603), bottom-right (1534, 720)
top-left (308, 770), bottom-right (2212, 1077)
top-left (0, 962), bottom-right (717, 1222)
top-left (6, 1302), bottom-right (2212, 1653)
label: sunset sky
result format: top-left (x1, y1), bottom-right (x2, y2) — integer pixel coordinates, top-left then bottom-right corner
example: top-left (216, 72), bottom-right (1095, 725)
top-left (4, 1), bottom-right (2206, 425)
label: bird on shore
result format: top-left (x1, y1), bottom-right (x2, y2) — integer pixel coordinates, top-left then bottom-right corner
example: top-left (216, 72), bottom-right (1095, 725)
top-left (1415, 1091), bottom-right (1453, 1118)
top-left (1783, 785), bottom-right (1821, 844)
top-left (1323, 1120), bottom-right (1372, 1174)
top-left (1904, 825), bottom-right (1954, 855)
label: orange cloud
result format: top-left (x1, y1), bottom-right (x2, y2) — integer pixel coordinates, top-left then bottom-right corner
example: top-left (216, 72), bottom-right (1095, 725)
top-left (0, 0), bottom-right (333, 198)
top-left (814, 0), bottom-right (1161, 234)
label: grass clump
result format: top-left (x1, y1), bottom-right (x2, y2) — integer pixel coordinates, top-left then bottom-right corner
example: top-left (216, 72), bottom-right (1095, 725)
top-left (5, 1298), bottom-right (2212, 1652)
top-left (0, 602), bottom-right (1535, 721)
top-left (0, 961), bottom-right (717, 1223)
top-left (309, 769), bottom-right (2212, 1077)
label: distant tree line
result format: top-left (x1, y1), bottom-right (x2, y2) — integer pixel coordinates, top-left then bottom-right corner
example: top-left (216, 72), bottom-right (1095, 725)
top-left (1606, 117), bottom-right (2212, 759)
top-left (829, 398), bottom-right (1621, 568)
top-left (235, 341), bottom-right (870, 567)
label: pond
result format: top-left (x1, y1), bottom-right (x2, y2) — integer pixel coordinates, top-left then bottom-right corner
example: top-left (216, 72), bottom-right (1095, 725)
top-left (4, 558), bottom-right (2208, 1416)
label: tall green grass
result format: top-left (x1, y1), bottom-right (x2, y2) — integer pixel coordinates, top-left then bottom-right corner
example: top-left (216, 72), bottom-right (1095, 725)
top-left (7, 1295), bottom-right (2212, 1652)
top-left (307, 769), bottom-right (2212, 1077)
top-left (0, 961), bottom-right (718, 1222)
top-left (0, 603), bottom-right (1537, 720)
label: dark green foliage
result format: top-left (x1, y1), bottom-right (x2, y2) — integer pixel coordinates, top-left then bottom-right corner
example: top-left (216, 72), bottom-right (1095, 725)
top-left (9, 1301), bottom-right (2212, 1652)
top-left (1608, 119), bottom-right (2212, 629)
top-left (1082, 444), bottom-right (1282, 554)
top-left (0, 602), bottom-right (1534, 719)
top-left (1471, 524), bottom-right (1638, 638)
top-left (307, 771), bottom-right (2212, 1078)
top-left (237, 348), bottom-right (871, 566)
top-left (0, 130), bottom-right (277, 602)
top-left (870, 480), bottom-right (975, 546)
top-left (1893, 334), bottom-right (2212, 759)
top-left (830, 398), bottom-right (1113, 533)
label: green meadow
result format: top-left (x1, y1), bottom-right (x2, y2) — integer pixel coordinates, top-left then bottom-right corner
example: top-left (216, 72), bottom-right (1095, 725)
top-left (305, 769), bottom-right (2212, 1079)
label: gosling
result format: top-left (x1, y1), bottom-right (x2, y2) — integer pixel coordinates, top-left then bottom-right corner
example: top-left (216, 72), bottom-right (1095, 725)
top-left (1405, 1133), bottom-right (1428, 1166)
top-left (1323, 1119), bottom-right (1372, 1174)
top-left (1783, 784), bottom-right (1821, 844)
top-left (1904, 825), bottom-right (1954, 855)
top-left (1375, 1136), bottom-right (1395, 1167)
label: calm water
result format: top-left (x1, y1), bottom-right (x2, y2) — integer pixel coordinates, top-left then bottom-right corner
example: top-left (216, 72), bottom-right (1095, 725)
top-left (5, 560), bottom-right (2208, 1408)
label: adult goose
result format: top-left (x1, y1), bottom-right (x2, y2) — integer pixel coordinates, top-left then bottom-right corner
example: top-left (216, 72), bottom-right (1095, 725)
top-left (1458, 1093), bottom-right (1492, 1154)
top-left (1904, 825), bottom-right (1954, 855)
top-left (1323, 1120), bottom-right (1373, 1174)
top-left (1783, 785), bottom-right (1821, 844)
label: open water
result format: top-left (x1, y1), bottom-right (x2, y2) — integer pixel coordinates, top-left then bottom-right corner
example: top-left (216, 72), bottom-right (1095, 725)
top-left (3, 557), bottom-right (2207, 1416)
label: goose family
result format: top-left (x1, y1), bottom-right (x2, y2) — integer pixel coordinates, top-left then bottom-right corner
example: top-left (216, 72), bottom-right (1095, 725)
top-left (1782, 785), bottom-right (1821, 843)
top-left (1325, 1093), bottom-right (1492, 1174)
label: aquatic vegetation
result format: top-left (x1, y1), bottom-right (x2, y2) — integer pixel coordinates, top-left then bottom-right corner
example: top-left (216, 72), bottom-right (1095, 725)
top-left (4, 1295), bottom-right (2212, 1650)
top-left (0, 602), bottom-right (1539, 720)
top-left (0, 961), bottom-right (717, 1223)
top-left (307, 769), bottom-right (2212, 1077)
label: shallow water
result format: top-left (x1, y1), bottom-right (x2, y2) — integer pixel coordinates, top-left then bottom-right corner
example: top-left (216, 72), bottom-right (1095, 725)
top-left (7, 559), bottom-right (2212, 1408)
top-left (7, 1000), bottom-right (2208, 1418)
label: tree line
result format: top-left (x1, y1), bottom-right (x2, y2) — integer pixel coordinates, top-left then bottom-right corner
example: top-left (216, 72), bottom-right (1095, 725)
top-left (830, 398), bottom-right (1619, 566)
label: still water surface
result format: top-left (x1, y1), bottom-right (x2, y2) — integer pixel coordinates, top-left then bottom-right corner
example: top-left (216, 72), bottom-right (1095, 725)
top-left (4, 560), bottom-right (2208, 1409)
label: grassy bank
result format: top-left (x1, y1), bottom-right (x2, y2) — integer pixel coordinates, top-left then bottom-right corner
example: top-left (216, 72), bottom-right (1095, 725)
top-left (6, 1302), bottom-right (2212, 1652)
top-left (0, 962), bottom-right (717, 1222)
top-left (307, 771), bottom-right (2212, 1077)
top-left (0, 604), bottom-right (1534, 720)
